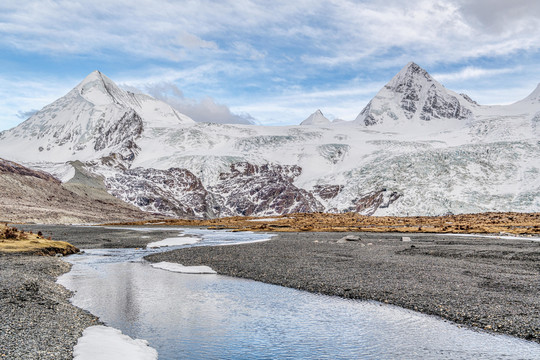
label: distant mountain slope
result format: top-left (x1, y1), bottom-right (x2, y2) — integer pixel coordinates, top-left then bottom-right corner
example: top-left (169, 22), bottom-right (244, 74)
top-left (0, 71), bottom-right (194, 166)
top-left (354, 62), bottom-right (474, 126)
top-left (300, 110), bottom-right (331, 126)
top-left (0, 64), bottom-right (538, 219)
top-left (0, 158), bottom-right (155, 223)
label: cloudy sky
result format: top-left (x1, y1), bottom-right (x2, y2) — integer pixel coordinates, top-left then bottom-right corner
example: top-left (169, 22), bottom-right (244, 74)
top-left (1, 0), bottom-right (540, 130)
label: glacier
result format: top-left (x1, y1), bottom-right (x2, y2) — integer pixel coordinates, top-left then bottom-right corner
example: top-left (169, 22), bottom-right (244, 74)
top-left (0, 63), bottom-right (538, 218)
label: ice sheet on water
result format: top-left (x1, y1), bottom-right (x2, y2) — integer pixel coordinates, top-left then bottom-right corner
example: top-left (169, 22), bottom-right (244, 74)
top-left (151, 261), bottom-right (217, 274)
top-left (181, 228), bottom-right (274, 246)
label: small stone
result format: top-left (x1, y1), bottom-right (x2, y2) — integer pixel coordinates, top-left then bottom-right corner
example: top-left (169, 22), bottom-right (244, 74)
top-left (401, 237), bottom-right (411, 242)
top-left (337, 235), bottom-right (361, 243)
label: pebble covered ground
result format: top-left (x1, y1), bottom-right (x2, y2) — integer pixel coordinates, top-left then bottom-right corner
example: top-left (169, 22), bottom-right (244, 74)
top-left (146, 231), bottom-right (540, 343)
top-left (1, 226), bottom-right (538, 359)
top-left (0, 255), bottom-right (99, 359)
top-left (0, 224), bottom-right (193, 359)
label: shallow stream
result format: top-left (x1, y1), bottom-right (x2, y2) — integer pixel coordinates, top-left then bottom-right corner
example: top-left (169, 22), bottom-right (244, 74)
top-left (58, 227), bottom-right (540, 359)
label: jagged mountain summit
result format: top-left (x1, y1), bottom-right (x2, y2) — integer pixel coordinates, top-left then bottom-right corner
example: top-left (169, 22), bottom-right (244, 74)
top-left (354, 62), bottom-right (474, 126)
top-left (0, 71), bottom-right (194, 164)
top-left (0, 65), bottom-right (538, 219)
top-left (300, 110), bottom-right (331, 126)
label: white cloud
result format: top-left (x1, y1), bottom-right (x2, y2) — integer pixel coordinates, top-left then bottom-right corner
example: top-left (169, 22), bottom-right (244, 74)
top-left (1, 1), bottom-right (539, 69)
top-left (135, 82), bottom-right (256, 125)
top-left (433, 67), bottom-right (520, 83)
top-left (176, 32), bottom-right (218, 50)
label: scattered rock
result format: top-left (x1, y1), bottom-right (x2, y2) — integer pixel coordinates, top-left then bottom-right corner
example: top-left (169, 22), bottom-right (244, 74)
top-left (401, 237), bottom-right (412, 242)
top-left (337, 235), bottom-right (361, 243)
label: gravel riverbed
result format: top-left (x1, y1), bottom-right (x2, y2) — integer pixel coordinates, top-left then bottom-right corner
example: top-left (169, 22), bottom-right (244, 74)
top-left (0, 225), bottom-right (181, 359)
top-left (2, 226), bottom-right (539, 359)
top-left (0, 256), bottom-right (99, 359)
top-left (146, 231), bottom-right (540, 343)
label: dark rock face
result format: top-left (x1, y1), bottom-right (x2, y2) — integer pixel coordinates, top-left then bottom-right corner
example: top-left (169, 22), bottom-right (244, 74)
top-left (420, 85), bottom-right (472, 121)
top-left (94, 110), bottom-right (143, 163)
top-left (104, 161), bottom-right (325, 218)
top-left (354, 189), bottom-right (401, 215)
top-left (359, 101), bottom-right (378, 126)
top-left (0, 158), bottom-right (60, 184)
top-left (211, 162), bottom-right (324, 216)
top-left (312, 184), bottom-right (344, 200)
top-left (105, 167), bottom-right (217, 218)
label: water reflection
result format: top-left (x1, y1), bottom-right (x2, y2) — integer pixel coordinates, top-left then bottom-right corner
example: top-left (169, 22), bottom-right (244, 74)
top-left (58, 228), bottom-right (540, 359)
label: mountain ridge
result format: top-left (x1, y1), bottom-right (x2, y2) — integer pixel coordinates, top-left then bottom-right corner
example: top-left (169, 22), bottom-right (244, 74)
top-left (0, 63), bottom-right (538, 219)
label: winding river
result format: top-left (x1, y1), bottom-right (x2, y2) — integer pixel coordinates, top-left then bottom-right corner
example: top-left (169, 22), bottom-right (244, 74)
top-left (58, 227), bottom-right (540, 359)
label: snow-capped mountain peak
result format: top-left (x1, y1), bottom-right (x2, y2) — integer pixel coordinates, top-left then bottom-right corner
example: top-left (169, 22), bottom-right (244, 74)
top-left (300, 109), bottom-right (331, 126)
top-left (0, 70), bottom-right (194, 163)
top-left (386, 62), bottom-right (432, 90)
top-left (354, 62), bottom-right (473, 126)
top-left (75, 70), bottom-right (132, 106)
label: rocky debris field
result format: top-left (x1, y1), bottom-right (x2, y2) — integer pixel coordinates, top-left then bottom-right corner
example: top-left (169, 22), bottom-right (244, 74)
top-left (146, 231), bottom-right (540, 343)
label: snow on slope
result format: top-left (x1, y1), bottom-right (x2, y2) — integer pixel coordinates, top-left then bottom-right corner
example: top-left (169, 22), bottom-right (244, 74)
top-left (300, 109), bottom-right (331, 126)
top-left (0, 65), bottom-right (538, 217)
top-left (354, 62), bottom-right (474, 127)
top-left (0, 71), bottom-right (194, 165)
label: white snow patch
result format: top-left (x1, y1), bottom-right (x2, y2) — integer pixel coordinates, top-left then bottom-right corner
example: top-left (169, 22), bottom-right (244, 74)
top-left (247, 218), bottom-right (280, 222)
top-left (151, 261), bottom-right (217, 274)
top-left (73, 325), bottom-right (158, 360)
top-left (146, 236), bottom-right (199, 248)
top-left (217, 237), bottom-right (273, 246)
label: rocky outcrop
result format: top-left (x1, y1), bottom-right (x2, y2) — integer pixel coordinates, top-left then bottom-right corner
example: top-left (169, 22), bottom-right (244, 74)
top-left (210, 162), bottom-right (324, 216)
top-left (102, 162), bottom-right (325, 218)
top-left (0, 158), bottom-right (60, 183)
top-left (420, 84), bottom-right (472, 121)
top-left (312, 184), bottom-right (343, 200)
top-left (93, 110), bottom-right (143, 163)
top-left (354, 189), bottom-right (402, 215)
top-left (104, 167), bottom-right (218, 218)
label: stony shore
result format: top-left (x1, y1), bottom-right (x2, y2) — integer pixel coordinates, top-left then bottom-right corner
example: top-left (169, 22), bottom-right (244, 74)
top-left (0, 255), bottom-right (99, 359)
top-left (146, 231), bottom-right (540, 343)
top-left (1, 226), bottom-right (539, 359)
top-left (0, 225), bottom-right (181, 360)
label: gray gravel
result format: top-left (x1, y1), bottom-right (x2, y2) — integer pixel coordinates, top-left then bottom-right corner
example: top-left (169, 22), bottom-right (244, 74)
top-left (0, 225), bottom-right (176, 359)
top-left (0, 255), bottom-right (100, 359)
top-left (3, 226), bottom-right (538, 359)
top-left (146, 231), bottom-right (540, 343)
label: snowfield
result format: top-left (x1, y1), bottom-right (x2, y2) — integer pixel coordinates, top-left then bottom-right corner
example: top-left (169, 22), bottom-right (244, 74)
top-left (0, 64), bottom-right (538, 217)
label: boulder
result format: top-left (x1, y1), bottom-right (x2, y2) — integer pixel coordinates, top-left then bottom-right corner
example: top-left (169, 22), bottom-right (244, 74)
top-left (337, 235), bottom-right (361, 243)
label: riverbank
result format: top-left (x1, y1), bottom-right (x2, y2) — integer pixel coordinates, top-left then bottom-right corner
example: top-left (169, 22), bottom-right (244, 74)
top-left (0, 255), bottom-right (100, 359)
top-left (0, 225), bottom-right (175, 360)
top-left (145, 231), bottom-right (540, 343)
top-left (2, 225), bottom-right (538, 359)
